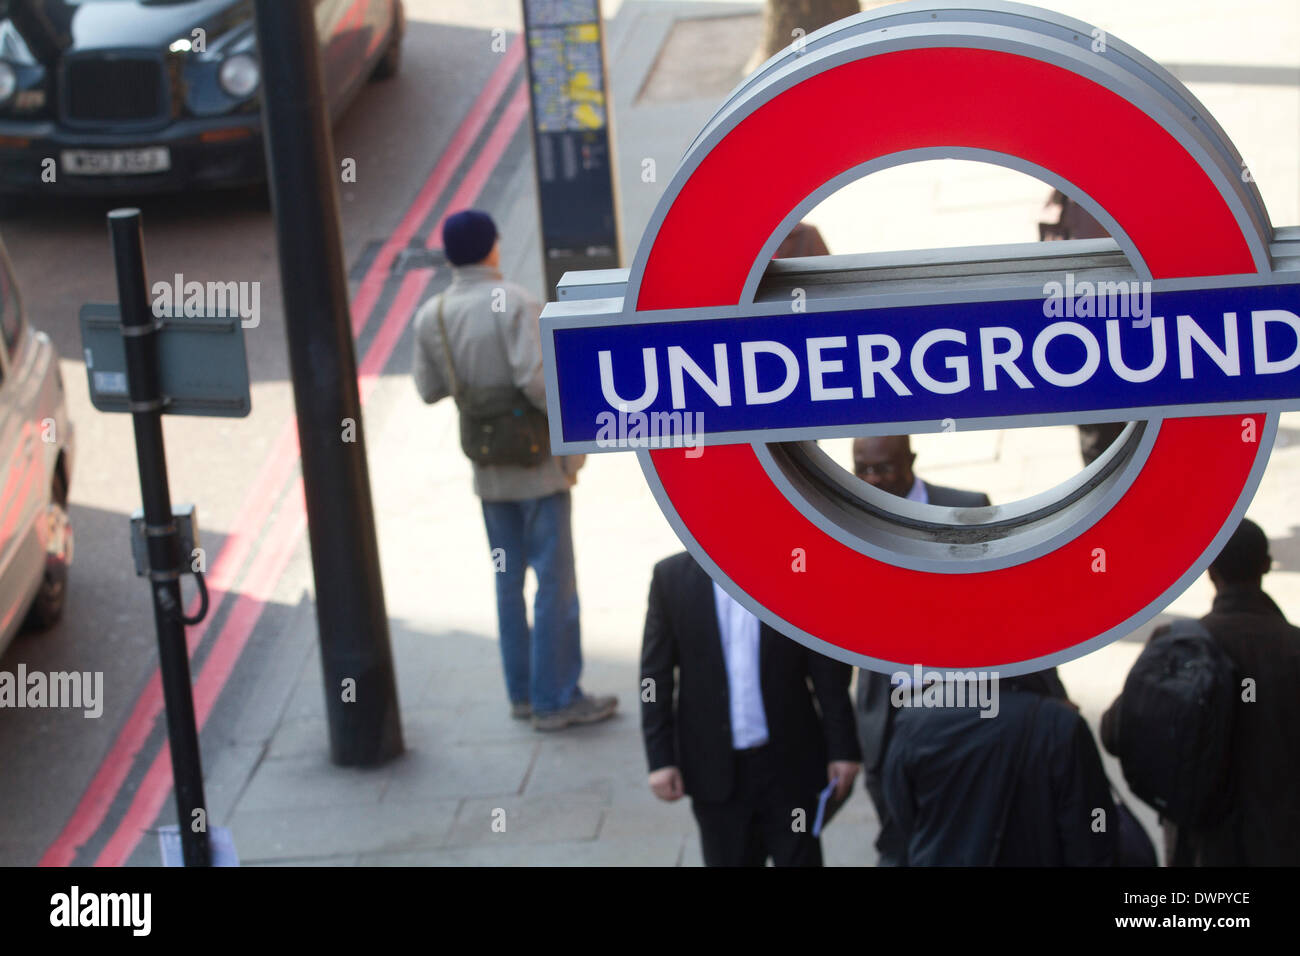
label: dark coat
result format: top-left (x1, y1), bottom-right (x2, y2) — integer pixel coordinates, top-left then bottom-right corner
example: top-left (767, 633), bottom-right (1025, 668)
top-left (883, 687), bottom-right (1117, 866)
top-left (855, 481), bottom-right (992, 771)
top-left (639, 552), bottom-right (861, 804)
top-left (1101, 584), bottom-right (1300, 865)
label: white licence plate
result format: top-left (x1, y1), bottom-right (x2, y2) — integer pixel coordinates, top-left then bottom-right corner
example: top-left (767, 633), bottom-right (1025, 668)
top-left (60, 147), bottom-right (171, 176)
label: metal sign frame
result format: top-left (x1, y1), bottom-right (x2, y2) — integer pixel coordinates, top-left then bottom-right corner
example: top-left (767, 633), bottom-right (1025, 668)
top-left (539, 1), bottom-right (1300, 675)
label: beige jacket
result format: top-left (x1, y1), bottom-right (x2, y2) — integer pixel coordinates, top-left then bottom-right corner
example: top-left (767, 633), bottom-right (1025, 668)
top-left (412, 264), bottom-right (583, 501)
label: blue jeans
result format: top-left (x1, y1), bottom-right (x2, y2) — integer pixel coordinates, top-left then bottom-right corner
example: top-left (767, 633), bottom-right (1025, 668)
top-left (480, 491), bottom-right (581, 714)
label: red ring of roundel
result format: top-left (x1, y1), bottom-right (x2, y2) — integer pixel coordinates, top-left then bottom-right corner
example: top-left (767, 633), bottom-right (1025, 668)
top-left (639, 46), bottom-right (1268, 669)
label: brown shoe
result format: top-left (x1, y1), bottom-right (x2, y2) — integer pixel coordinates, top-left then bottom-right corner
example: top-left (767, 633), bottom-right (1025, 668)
top-left (531, 693), bottom-right (617, 731)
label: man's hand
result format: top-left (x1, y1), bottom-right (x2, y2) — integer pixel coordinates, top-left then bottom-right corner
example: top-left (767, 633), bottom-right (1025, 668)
top-left (649, 766), bottom-right (684, 802)
top-left (827, 761), bottom-right (861, 801)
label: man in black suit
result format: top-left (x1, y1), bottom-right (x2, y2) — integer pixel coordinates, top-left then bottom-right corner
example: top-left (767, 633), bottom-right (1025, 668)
top-left (640, 552), bottom-right (862, 866)
top-left (851, 435), bottom-right (991, 866)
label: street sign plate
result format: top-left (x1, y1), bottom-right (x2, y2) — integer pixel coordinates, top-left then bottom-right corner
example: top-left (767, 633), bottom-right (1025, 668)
top-left (79, 304), bottom-right (252, 418)
top-left (546, 272), bottom-right (1300, 452)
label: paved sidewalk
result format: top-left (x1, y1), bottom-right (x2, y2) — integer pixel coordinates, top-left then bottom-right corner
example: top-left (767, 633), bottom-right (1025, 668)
top-left (185, 0), bottom-right (1300, 865)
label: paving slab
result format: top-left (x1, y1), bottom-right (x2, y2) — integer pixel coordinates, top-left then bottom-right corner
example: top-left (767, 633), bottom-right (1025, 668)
top-left (250, 854), bottom-right (361, 867)
top-left (445, 789), bottom-right (608, 847)
top-left (381, 738), bottom-right (538, 803)
top-left (229, 800), bottom-right (461, 862)
top-left (358, 835), bottom-right (684, 866)
top-left (520, 724), bottom-right (650, 797)
top-left (236, 753), bottom-right (395, 813)
top-left (203, 743), bottom-right (268, 825)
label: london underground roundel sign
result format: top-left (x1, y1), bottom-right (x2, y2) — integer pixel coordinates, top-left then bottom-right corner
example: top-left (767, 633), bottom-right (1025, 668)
top-left (540, 1), bottom-right (1300, 675)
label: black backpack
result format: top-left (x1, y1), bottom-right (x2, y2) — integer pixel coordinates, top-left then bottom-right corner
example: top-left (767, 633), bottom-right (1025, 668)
top-left (1113, 620), bottom-right (1237, 828)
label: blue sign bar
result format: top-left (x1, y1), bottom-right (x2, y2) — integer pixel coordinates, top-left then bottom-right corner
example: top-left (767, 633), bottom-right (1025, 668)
top-left (547, 277), bottom-right (1300, 451)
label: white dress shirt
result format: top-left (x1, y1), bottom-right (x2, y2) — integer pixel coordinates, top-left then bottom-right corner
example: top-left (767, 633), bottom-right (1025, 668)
top-left (712, 582), bottom-right (770, 749)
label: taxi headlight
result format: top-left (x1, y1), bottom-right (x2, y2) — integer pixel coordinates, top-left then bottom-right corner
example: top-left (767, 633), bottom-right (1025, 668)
top-left (218, 53), bottom-right (259, 99)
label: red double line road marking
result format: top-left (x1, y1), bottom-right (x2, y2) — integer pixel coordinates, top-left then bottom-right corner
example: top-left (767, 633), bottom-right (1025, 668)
top-left (351, 37), bottom-right (524, 333)
top-left (41, 39), bottom-right (529, 867)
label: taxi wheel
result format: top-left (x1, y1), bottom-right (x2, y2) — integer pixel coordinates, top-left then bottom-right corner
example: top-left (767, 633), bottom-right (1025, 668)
top-left (24, 472), bottom-right (71, 632)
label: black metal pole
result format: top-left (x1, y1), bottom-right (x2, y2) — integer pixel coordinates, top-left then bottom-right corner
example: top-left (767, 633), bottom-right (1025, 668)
top-left (252, 0), bottom-right (403, 765)
top-left (108, 208), bottom-right (211, 867)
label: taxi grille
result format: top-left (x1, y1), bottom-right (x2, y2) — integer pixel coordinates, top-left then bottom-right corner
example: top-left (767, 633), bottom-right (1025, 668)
top-left (62, 56), bottom-right (166, 125)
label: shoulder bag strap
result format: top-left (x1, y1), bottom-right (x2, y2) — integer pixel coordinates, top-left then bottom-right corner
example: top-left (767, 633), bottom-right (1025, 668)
top-left (432, 294), bottom-right (461, 402)
top-left (989, 694), bottom-right (1043, 865)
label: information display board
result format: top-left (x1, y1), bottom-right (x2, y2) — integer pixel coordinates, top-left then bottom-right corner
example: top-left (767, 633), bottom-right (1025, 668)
top-left (522, 0), bottom-right (622, 296)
